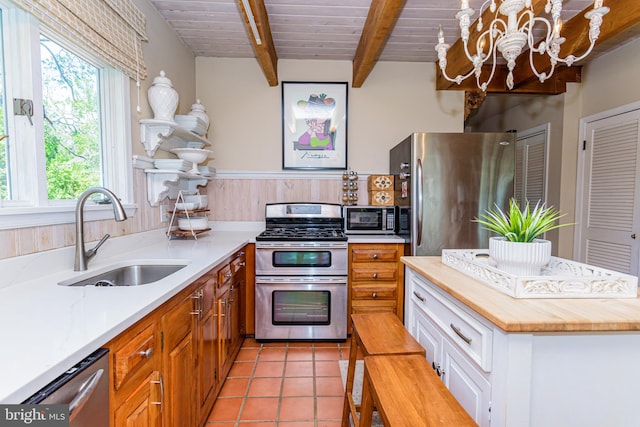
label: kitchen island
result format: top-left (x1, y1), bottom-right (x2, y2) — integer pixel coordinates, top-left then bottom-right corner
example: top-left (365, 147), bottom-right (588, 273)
top-left (402, 256), bottom-right (640, 427)
top-left (0, 227), bottom-right (260, 403)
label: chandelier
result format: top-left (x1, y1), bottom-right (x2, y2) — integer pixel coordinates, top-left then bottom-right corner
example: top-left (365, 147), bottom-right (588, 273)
top-left (435, 0), bottom-right (610, 91)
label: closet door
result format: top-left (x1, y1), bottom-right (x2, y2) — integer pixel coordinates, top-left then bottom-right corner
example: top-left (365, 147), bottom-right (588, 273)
top-left (515, 125), bottom-right (548, 207)
top-left (577, 109), bottom-right (640, 275)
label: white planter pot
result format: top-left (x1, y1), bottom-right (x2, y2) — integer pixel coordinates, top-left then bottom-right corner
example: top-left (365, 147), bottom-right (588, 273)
top-left (489, 237), bottom-right (552, 276)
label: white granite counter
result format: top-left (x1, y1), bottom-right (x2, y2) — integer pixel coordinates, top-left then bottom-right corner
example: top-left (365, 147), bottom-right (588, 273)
top-left (0, 225), bottom-right (261, 403)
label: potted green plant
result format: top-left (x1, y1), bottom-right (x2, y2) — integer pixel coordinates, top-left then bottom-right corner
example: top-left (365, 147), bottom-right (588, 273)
top-left (473, 199), bottom-right (572, 275)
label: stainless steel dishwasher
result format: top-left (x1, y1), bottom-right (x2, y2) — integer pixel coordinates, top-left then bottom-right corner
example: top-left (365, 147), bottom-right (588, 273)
top-left (23, 348), bottom-right (109, 427)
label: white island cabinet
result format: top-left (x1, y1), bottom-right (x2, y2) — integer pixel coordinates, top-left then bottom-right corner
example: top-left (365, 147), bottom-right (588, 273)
top-left (403, 256), bottom-right (640, 427)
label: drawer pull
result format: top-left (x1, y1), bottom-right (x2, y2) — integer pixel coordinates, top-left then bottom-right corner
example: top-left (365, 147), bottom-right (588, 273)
top-left (372, 273), bottom-right (378, 279)
top-left (413, 291), bottom-right (426, 303)
top-left (450, 323), bottom-right (472, 345)
top-left (432, 361), bottom-right (443, 377)
top-left (138, 348), bottom-right (153, 358)
top-left (372, 292), bottom-right (377, 298)
top-left (372, 254), bottom-right (378, 259)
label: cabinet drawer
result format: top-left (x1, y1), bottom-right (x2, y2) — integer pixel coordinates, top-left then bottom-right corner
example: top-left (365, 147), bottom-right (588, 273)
top-left (218, 263), bottom-right (232, 288)
top-left (351, 265), bottom-right (397, 281)
top-left (351, 247), bottom-right (398, 262)
top-left (410, 276), bottom-right (493, 372)
top-left (231, 252), bottom-right (245, 274)
top-left (113, 323), bottom-right (156, 390)
top-left (352, 283), bottom-right (397, 300)
top-left (351, 300), bottom-right (397, 314)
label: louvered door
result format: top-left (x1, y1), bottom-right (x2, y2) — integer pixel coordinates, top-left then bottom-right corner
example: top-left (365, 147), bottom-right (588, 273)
top-left (578, 109), bottom-right (640, 275)
top-left (515, 126), bottom-right (547, 207)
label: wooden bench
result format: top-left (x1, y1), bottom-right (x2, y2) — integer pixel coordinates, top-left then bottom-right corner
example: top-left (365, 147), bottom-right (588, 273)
top-left (360, 354), bottom-right (477, 427)
top-left (341, 313), bottom-right (426, 427)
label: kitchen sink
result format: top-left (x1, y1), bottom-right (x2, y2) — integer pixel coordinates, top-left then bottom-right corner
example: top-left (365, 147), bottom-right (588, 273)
top-left (59, 261), bottom-right (189, 287)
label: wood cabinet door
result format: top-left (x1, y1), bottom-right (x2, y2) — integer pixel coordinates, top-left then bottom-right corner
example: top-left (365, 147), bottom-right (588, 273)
top-left (197, 279), bottom-right (218, 426)
top-left (113, 371), bottom-right (162, 427)
top-left (161, 292), bottom-right (197, 427)
top-left (217, 288), bottom-right (231, 382)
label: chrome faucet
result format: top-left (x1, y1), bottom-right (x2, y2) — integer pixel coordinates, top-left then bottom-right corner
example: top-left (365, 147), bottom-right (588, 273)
top-left (74, 186), bottom-right (127, 271)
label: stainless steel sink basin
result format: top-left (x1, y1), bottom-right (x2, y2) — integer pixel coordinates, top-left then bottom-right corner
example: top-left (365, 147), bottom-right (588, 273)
top-left (59, 261), bottom-right (189, 287)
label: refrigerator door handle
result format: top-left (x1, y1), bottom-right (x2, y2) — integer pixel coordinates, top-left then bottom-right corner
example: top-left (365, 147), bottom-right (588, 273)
top-left (416, 157), bottom-right (423, 247)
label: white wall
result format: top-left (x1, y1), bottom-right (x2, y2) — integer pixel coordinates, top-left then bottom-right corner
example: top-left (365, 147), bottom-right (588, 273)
top-left (130, 0), bottom-right (196, 158)
top-left (195, 59), bottom-right (464, 173)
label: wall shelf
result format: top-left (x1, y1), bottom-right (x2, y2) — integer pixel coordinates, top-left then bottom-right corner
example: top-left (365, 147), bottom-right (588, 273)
top-left (145, 169), bottom-right (212, 206)
top-left (140, 119), bottom-right (210, 157)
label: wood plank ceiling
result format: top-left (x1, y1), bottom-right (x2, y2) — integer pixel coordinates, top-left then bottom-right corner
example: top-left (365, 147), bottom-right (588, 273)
top-left (150, 0), bottom-right (640, 94)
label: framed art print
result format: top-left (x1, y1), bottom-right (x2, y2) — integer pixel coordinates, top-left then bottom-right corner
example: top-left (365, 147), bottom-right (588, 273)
top-left (282, 81), bottom-right (348, 170)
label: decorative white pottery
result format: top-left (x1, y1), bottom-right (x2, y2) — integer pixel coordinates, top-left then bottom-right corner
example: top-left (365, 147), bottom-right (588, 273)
top-left (148, 70), bottom-right (179, 121)
top-left (170, 148), bottom-right (213, 175)
top-left (188, 99), bottom-right (210, 132)
top-left (489, 237), bottom-right (552, 276)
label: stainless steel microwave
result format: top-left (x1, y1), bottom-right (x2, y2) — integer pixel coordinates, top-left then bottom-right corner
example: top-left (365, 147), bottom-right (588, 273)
top-left (343, 206), bottom-right (396, 234)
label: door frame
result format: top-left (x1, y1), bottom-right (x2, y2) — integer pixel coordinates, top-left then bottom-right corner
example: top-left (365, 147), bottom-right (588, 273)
top-left (573, 100), bottom-right (640, 262)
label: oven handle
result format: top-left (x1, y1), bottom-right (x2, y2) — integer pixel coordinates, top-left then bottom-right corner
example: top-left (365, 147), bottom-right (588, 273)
top-left (256, 276), bottom-right (348, 285)
top-left (256, 242), bottom-right (348, 249)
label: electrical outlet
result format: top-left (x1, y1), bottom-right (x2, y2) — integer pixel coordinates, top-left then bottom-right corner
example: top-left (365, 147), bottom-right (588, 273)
top-left (160, 205), bottom-right (170, 223)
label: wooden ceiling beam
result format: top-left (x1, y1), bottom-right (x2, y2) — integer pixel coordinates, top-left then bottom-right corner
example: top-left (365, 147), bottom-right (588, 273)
top-left (352, 0), bottom-right (406, 88)
top-left (237, 0), bottom-right (278, 86)
top-left (436, 0), bottom-right (548, 91)
top-left (512, 0), bottom-right (640, 89)
top-left (447, 65), bottom-right (581, 94)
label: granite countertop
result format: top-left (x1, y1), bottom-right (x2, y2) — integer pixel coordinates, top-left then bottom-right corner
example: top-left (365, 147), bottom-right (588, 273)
top-left (0, 225), bottom-right (260, 403)
top-left (402, 256), bottom-right (640, 333)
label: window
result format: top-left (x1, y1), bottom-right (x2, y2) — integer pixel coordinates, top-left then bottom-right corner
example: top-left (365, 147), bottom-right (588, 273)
top-left (0, 3), bottom-right (133, 227)
top-left (41, 36), bottom-right (102, 199)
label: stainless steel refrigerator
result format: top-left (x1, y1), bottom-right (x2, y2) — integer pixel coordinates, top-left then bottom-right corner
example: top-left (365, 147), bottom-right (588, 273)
top-left (390, 132), bottom-right (515, 256)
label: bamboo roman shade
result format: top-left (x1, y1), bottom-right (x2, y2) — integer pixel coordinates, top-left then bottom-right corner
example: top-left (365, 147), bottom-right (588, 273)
top-left (13, 0), bottom-right (148, 80)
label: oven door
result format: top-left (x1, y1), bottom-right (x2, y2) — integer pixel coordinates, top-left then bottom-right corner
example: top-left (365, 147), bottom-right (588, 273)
top-left (255, 276), bottom-right (347, 341)
top-left (255, 242), bottom-right (348, 276)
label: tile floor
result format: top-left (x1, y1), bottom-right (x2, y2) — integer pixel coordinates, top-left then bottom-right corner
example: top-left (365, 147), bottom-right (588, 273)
top-left (207, 337), bottom-right (351, 426)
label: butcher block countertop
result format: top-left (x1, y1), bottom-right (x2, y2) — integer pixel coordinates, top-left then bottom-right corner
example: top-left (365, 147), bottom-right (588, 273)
top-left (402, 256), bottom-right (640, 333)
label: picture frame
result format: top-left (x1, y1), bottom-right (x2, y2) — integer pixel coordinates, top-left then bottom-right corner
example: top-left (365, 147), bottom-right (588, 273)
top-left (282, 81), bottom-right (348, 170)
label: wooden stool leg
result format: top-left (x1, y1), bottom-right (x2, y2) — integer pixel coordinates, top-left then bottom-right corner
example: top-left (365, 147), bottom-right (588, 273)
top-left (358, 362), bottom-right (374, 427)
top-left (342, 333), bottom-right (360, 427)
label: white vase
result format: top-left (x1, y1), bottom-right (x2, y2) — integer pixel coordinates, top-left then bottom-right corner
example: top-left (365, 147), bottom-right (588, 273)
top-left (188, 99), bottom-right (210, 132)
top-left (489, 237), bottom-right (551, 276)
top-left (147, 70), bottom-right (179, 121)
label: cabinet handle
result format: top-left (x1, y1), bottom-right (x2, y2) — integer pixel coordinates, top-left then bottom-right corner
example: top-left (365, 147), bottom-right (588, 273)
top-left (432, 361), bottom-right (443, 377)
top-left (450, 323), bottom-right (473, 345)
top-left (225, 272), bottom-right (232, 279)
top-left (190, 292), bottom-right (200, 316)
top-left (238, 262), bottom-right (246, 267)
top-left (138, 348), bottom-right (153, 358)
top-left (372, 273), bottom-right (378, 279)
top-left (372, 292), bottom-right (377, 298)
top-left (151, 373), bottom-right (164, 412)
top-left (372, 254), bottom-right (378, 259)
top-left (413, 291), bottom-right (426, 303)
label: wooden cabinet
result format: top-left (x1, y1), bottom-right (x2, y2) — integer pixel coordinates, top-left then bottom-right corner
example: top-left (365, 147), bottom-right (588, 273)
top-left (194, 271), bottom-right (218, 427)
top-left (216, 249), bottom-right (245, 382)
top-left (113, 370), bottom-right (162, 427)
top-left (108, 245), bottom-right (248, 427)
top-left (160, 289), bottom-right (197, 427)
top-left (348, 243), bottom-right (404, 331)
top-left (109, 317), bottom-right (162, 427)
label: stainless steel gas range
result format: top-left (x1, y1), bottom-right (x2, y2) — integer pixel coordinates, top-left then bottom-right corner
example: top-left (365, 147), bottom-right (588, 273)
top-left (255, 203), bottom-right (348, 341)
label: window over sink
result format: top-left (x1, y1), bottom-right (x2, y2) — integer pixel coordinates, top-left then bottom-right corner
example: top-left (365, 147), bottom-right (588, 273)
top-left (0, 2), bottom-right (133, 228)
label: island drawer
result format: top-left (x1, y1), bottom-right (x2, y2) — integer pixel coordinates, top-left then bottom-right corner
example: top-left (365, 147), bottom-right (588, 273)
top-left (410, 275), bottom-right (493, 372)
